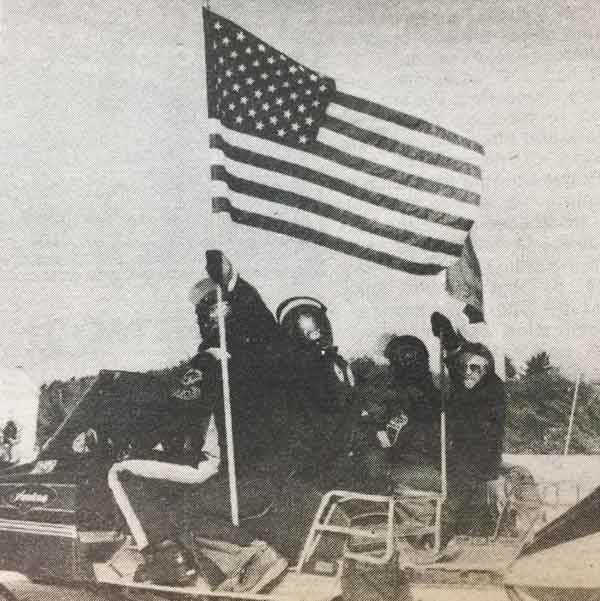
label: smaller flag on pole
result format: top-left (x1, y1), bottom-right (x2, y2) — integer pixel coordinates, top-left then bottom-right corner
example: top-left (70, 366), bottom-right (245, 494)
top-left (445, 234), bottom-right (484, 322)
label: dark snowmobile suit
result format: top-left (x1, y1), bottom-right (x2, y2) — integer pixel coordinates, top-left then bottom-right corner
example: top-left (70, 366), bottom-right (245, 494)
top-left (361, 378), bottom-right (441, 491)
top-left (269, 343), bottom-right (359, 483)
top-left (445, 343), bottom-right (505, 482)
top-left (442, 340), bottom-right (506, 542)
top-left (110, 256), bottom-right (296, 589)
top-left (356, 335), bottom-right (441, 492)
top-left (198, 301), bottom-right (362, 561)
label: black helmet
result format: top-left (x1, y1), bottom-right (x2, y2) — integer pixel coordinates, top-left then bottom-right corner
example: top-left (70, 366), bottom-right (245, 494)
top-left (384, 335), bottom-right (430, 382)
top-left (276, 297), bottom-right (333, 348)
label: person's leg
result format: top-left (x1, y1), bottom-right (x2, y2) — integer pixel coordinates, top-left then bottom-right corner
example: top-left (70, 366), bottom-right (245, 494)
top-left (180, 467), bottom-right (291, 591)
top-left (453, 478), bottom-right (491, 537)
top-left (440, 470), bottom-right (489, 546)
top-left (244, 476), bottom-right (324, 562)
top-left (115, 458), bottom-right (219, 484)
top-left (109, 458), bottom-right (287, 590)
top-left (361, 447), bottom-right (389, 487)
top-left (182, 466), bottom-right (278, 542)
top-left (181, 464), bottom-right (321, 563)
top-left (387, 462), bottom-right (442, 545)
top-left (390, 463), bottom-right (441, 492)
top-left (108, 458), bottom-right (219, 549)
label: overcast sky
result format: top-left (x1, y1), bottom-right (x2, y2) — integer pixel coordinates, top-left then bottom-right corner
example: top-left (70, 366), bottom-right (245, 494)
top-left (2, 0), bottom-right (600, 385)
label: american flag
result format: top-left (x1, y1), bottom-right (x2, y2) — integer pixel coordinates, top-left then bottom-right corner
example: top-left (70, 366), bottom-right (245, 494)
top-left (203, 9), bottom-right (484, 282)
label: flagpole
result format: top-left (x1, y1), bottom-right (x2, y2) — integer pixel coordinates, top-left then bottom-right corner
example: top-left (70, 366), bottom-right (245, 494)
top-left (564, 373), bottom-right (581, 456)
top-left (201, 0), bottom-right (239, 527)
top-left (431, 332), bottom-right (447, 553)
top-left (216, 283), bottom-right (240, 525)
top-left (439, 333), bottom-right (447, 499)
top-left (209, 208), bottom-right (240, 527)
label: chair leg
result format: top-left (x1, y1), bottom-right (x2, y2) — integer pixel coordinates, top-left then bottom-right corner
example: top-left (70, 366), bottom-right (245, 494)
top-left (297, 491), bottom-right (337, 571)
top-left (433, 500), bottom-right (442, 553)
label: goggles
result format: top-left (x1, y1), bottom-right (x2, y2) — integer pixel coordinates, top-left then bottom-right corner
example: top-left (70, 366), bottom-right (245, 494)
top-left (461, 359), bottom-right (488, 374)
top-left (393, 348), bottom-right (420, 363)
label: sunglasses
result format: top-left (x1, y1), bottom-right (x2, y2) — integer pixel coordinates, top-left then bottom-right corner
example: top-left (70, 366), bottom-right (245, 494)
top-left (462, 362), bottom-right (486, 374)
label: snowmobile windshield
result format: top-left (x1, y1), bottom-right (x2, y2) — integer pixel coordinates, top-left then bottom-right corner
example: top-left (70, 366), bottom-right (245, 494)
top-left (38, 370), bottom-right (171, 462)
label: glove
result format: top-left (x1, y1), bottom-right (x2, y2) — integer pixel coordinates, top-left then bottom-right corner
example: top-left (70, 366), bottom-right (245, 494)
top-left (171, 368), bottom-right (205, 402)
top-left (181, 368), bottom-right (203, 386)
top-left (206, 250), bottom-right (233, 287)
top-left (204, 347), bottom-right (231, 361)
top-left (431, 312), bottom-right (452, 337)
top-left (430, 312), bottom-right (461, 350)
top-left (386, 413), bottom-right (408, 446)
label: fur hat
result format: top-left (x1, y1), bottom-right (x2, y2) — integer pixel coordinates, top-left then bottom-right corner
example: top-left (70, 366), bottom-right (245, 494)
top-left (461, 341), bottom-right (495, 374)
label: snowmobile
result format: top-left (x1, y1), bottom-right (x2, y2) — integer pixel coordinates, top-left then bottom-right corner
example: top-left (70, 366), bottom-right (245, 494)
top-left (0, 368), bottom-right (598, 601)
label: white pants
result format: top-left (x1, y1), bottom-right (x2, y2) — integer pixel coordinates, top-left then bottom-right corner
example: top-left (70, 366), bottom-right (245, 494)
top-left (108, 416), bottom-right (220, 549)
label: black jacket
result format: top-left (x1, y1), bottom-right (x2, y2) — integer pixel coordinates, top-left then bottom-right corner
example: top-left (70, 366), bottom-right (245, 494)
top-left (360, 376), bottom-right (441, 467)
top-left (194, 276), bottom-right (279, 362)
top-left (446, 371), bottom-right (505, 481)
top-left (270, 344), bottom-right (357, 478)
top-left (190, 276), bottom-right (282, 474)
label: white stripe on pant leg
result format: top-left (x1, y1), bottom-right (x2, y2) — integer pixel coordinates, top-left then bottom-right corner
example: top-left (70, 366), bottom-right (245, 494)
top-left (108, 457), bottom-right (220, 550)
top-left (108, 462), bottom-right (150, 550)
top-left (116, 458), bottom-right (221, 484)
top-left (107, 415), bottom-right (220, 550)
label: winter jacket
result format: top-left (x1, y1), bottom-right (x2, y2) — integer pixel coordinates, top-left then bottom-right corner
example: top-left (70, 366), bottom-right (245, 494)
top-left (190, 276), bottom-right (282, 475)
top-left (271, 344), bottom-right (357, 479)
top-left (446, 371), bottom-right (506, 481)
top-left (360, 377), bottom-right (441, 467)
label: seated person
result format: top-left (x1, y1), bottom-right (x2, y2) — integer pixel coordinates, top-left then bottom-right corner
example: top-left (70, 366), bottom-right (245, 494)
top-left (360, 335), bottom-right (441, 492)
top-left (107, 368), bottom-right (220, 554)
top-left (108, 251), bottom-right (288, 590)
top-left (431, 312), bottom-right (506, 543)
top-left (271, 297), bottom-right (358, 485)
top-left (219, 297), bottom-right (361, 563)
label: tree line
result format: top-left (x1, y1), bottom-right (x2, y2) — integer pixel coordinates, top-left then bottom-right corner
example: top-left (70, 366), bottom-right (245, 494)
top-left (36, 352), bottom-right (600, 454)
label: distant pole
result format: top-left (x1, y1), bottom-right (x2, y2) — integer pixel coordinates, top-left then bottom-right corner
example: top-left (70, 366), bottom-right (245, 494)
top-left (564, 373), bottom-right (581, 455)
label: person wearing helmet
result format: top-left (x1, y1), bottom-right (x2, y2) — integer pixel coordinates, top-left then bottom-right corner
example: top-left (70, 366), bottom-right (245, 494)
top-left (276, 297), bottom-right (334, 350)
top-left (107, 365), bottom-right (223, 586)
top-left (191, 250), bottom-right (279, 362)
top-left (188, 250), bottom-right (282, 473)
top-left (107, 251), bottom-right (289, 589)
top-left (168, 294), bottom-right (356, 567)
top-left (431, 312), bottom-right (506, 541)
top-left (430, 312), bottom-right (505, 484)
top-left (204, 295), bottom-right (361, 564)
top-left (273, 297), bottom-right (358, 485)
top-left (360, 335), bottom-right (441, 492)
